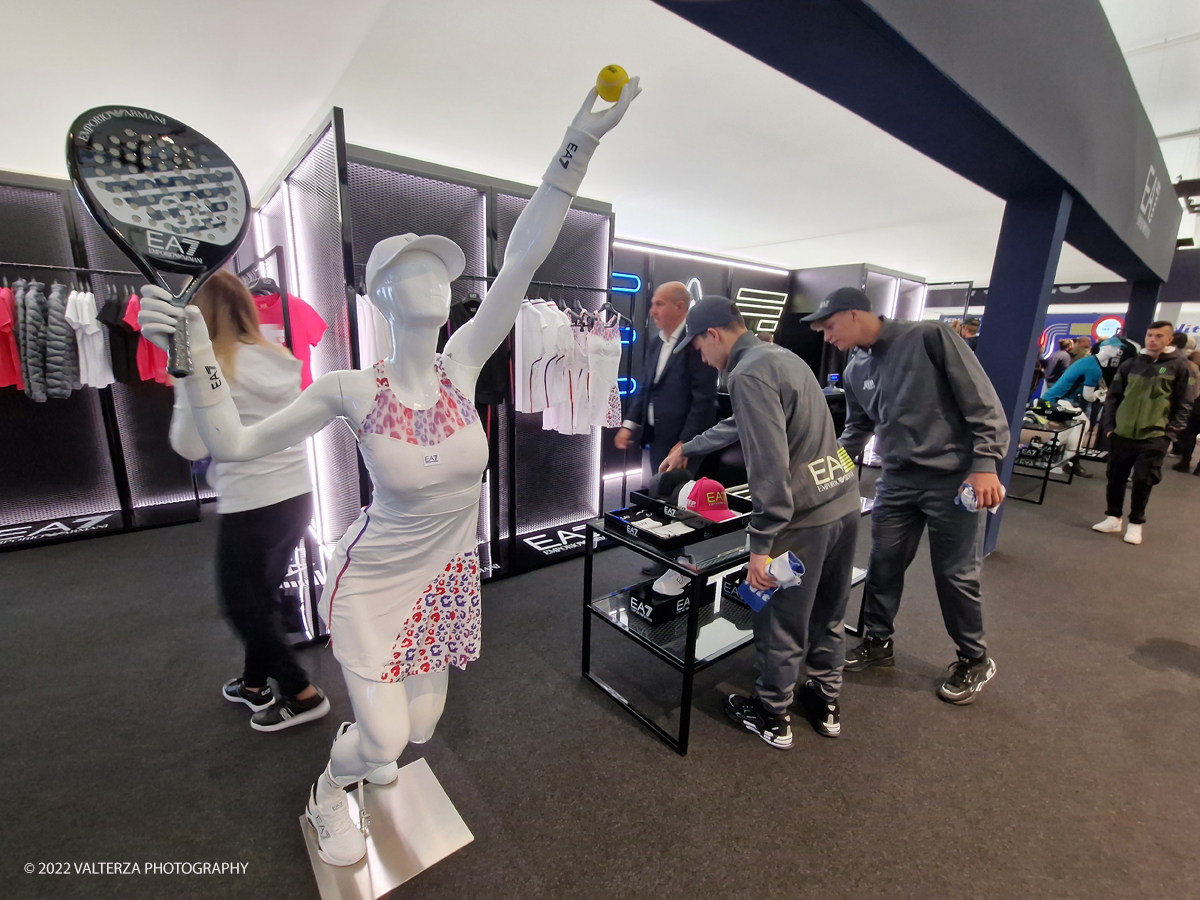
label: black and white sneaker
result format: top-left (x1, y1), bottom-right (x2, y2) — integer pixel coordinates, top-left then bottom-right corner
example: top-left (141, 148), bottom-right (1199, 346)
top-left (251, 687), bottom-right (330, 732)
top-left (222, 678), bottom-right (274, 712)
top-left (723, 694), bottom-right (793, 750)
top-left (844, 635), bottom-right (894, 671)
top-left (937, 655), bottom-right (997, 705)
top-left (799, 680), bottom-right (841, 738)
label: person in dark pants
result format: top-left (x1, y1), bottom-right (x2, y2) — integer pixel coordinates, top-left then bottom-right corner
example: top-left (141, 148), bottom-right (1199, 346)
top-left (169, 271), bottom-right (330, 731)
top-left (217, 493), bottom-right (315, 704)
top-left (807, 287), bottom-right (1010, 705)
top-left (616, 281), bottom-right (718, 574)
top-left (662, 297), bottom-right (860, 747)
top-left (1170, 338), bottom-right (1200, 474)
top-left (1094, 321), bottom-right (1195, 545)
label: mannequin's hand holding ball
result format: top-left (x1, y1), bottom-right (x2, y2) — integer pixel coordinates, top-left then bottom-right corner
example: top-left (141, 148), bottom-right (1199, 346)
top-left (596, 65), bottom-right (629, 103)
top-left (137, 285), bottom-right (210, 356)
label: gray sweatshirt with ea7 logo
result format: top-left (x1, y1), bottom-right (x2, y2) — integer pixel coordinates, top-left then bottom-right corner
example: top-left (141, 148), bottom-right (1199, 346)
top-left (681, 331), bottom-right (860, 555)
top-left (838, 319), bottom-right (1010, 486)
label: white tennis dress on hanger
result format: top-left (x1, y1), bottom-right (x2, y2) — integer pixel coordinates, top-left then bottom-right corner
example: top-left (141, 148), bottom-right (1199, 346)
top-left (322, 354), bottom-right (487, 683)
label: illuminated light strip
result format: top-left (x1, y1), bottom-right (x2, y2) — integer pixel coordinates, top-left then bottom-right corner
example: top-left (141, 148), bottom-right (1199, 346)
top-left (590, 428), bottom-right (602, 517)
top-left (735, 287), bottom-right (788, 334)
top-left (617, 376), bottom-right (638, 396)
top-left (610, 272), bottom-right (642, 294)
top-left (612, 240), bottom-right (790, 275)
top-left (619, 326), bottom-right (638, 345)
top-left (603, 468), bottom-right (643, 480)
top-left (686, 278), bottom-right (703, 305)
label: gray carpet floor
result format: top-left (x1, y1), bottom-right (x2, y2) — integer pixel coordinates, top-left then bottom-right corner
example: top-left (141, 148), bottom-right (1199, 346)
top-left (3, 463), bottom-right (1198, 900)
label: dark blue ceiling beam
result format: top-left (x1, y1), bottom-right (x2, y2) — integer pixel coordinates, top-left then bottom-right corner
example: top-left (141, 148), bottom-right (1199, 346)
top-left (653, 0), bottom-right (1179, 283)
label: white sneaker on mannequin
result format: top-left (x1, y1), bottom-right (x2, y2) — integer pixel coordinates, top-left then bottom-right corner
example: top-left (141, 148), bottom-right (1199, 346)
top-left (1123, 523), bottom-right (1143, 545)
top-left (306, 765), bottom-right (366, 867)
top-left (1092, 515), bottom-right (1123, 534)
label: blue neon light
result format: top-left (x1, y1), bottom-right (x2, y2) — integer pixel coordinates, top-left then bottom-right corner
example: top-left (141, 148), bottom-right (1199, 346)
top-left (611, 272), bottom-right (642, 294)
top-left (618, 376), bottom-right (638, 397)
top-left (620, 326), bottom-right (638, 345)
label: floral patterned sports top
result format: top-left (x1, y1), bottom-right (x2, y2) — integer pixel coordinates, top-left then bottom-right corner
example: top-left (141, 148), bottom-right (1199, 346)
top-left (359, 357), bottom-right (480, 444)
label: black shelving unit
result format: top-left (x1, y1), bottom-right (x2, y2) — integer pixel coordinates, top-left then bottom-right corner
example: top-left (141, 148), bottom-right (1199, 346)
top-left (1011, 419), bottom-right (1086, 504)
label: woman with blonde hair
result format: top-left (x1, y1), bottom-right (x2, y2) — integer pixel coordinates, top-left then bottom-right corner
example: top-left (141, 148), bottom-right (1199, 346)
top-left (170, 269), bottom-right (329, 731)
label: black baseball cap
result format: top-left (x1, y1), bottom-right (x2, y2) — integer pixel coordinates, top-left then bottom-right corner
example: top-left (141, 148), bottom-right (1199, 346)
top-left (673, 295), bottom-right (743, 354)
top-left (800, 286), bottom-right (873, 323)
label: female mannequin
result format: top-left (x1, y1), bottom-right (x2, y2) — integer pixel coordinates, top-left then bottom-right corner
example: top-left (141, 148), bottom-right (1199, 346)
top-left (139, 78), bottom-right (640, 866)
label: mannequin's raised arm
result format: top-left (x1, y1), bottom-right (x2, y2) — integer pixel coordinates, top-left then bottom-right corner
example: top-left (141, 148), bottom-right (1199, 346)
top-left (446, 77), bottom-right (641, 369)
top-left (139, 292), bottom-right (343, 462)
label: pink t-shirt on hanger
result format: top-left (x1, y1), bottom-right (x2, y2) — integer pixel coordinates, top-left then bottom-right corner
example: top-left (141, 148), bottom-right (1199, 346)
top-left (252, 293), bottom-right (327, 389)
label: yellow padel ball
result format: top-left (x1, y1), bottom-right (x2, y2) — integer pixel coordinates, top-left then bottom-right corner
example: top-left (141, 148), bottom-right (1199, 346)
top-left (596, 65), bottom-right (629, 103)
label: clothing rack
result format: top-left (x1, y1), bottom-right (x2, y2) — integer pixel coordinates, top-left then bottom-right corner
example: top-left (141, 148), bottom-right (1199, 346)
top-left (351, 263), bottom-right (612, 295)
top-left (0, 261), bottom-right (142, 277)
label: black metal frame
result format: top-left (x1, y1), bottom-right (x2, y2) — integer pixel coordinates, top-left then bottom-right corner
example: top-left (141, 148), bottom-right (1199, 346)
top-left (236, 245), bottom-right (293, 351)
top-left (581, 519), bottom-right (750, 755)
top-left (1010, 419), bottom-right (1084, 504)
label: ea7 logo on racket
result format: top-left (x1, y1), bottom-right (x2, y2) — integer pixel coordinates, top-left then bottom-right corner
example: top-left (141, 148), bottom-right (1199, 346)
top-left (146, 230), bottom-right (202, 263)
top-left (205, 365), bottom-right (223, 391)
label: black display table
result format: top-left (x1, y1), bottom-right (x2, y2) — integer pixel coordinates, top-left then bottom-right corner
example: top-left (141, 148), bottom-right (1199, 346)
top-left (582, 516), bottom-right (752, 756)
top-left (582, 487), bottom-right (871, 755)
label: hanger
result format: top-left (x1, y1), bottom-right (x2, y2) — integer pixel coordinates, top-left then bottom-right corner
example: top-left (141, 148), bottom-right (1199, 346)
top-left (247, 276), bottom-right (280, 297)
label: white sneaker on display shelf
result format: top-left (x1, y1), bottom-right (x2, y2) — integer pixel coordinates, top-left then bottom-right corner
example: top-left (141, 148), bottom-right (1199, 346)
top-left (1123, 523), bottom-right (1143, 545)
top-left (1092, 516), bottom-right (1123, 534)
top-left (306, 766), bottom-right (367, 867)
top-left (653, 555), bottom-right (694, 597)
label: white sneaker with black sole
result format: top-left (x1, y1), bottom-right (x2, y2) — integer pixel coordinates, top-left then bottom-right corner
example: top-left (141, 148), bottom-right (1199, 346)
top-left (306, 767), bottom-right (366, 867)
top-left (250, 687), bottom-right (330, 732)
top-left (222, 678), bottom-right (274, 712)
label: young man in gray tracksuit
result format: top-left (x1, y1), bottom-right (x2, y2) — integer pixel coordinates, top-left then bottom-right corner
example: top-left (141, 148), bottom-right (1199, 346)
top-left (661, 296), bottom-right (861, 749)
top-left (805, 287), bottom-right (1010, 705)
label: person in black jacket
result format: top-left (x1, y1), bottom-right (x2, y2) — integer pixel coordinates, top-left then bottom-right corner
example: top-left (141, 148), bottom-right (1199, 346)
top-left (615, 281), bottom-right (718, 473)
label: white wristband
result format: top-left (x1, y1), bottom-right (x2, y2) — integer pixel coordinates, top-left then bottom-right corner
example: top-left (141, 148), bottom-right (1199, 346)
top-left (542, 127), bottom-right (599, 196)
top-left (182, 342), bottom-right (231, 409)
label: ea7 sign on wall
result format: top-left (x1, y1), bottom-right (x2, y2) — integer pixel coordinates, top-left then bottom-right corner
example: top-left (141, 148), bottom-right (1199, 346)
top-left (0, 513), bottom-right (118, 546)
top-left (1136, 165), bottom-right (1162, 240)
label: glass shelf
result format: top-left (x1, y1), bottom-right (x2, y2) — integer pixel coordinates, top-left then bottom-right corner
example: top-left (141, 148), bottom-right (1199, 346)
top-left (589, 586), bottom-right (754, 670)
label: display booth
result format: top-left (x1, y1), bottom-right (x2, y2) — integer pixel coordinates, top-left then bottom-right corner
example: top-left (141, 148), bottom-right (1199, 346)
top-left (0, 174), bottom-right (203, 550)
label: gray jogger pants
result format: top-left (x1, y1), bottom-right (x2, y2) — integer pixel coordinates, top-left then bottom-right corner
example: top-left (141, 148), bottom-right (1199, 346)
top-left (753, 510), bottom-right (859, 715)
top-left (861, 479), bottom-right (987, 659)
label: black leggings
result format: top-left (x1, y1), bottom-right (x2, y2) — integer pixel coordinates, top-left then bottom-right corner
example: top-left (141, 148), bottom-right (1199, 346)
top-left (216, 493), bottom-right (313, 698)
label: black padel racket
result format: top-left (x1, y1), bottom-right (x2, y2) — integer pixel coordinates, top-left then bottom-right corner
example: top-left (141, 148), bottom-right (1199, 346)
top-left (66, 106), bottom-right (250, 377)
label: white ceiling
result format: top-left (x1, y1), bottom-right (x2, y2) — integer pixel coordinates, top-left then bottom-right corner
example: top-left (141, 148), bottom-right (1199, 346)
top-left (1, 0), bottom-right (1195, 286)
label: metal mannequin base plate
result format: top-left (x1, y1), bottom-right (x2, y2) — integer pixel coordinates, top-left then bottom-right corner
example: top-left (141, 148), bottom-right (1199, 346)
top-left (301, 758), bottom-right (473, 900)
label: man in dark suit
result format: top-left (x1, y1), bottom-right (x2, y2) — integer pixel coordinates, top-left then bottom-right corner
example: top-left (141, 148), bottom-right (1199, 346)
top-left (615, 281), bottom-right (719, 474)
top-left (616, 281), bottom-right (719, 575)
